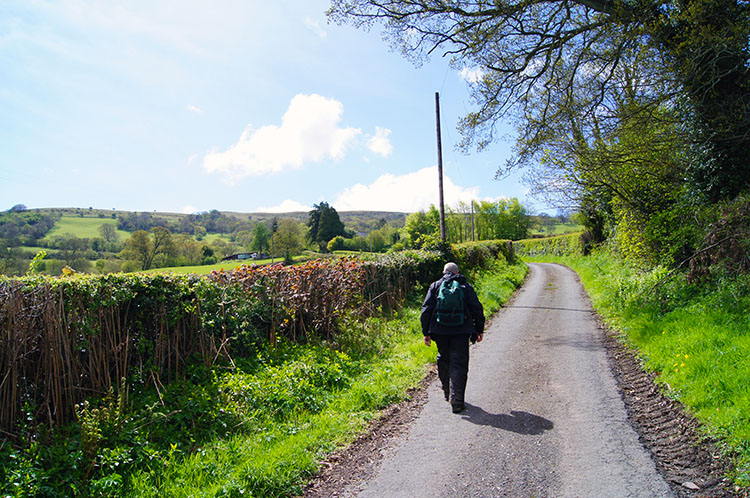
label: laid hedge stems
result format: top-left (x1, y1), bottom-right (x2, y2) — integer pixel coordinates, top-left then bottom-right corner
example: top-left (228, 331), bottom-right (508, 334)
top-left (2, 247), bottom-right (490, 439)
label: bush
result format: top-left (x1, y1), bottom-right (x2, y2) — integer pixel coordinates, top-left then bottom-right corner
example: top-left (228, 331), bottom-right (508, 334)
top-left (513, 233), bottom-right (583, 257)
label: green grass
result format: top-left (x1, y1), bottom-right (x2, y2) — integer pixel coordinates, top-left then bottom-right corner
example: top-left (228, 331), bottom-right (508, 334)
top-left (125, 312), bottom-right (435, 497)
top-left (528, 222), bottom-right (584, 236)
top-left (525, 252), bottom-right (750, 487)
top-left (45, 215), bottom-right (130, 240)
top-left (199, 233), bottom-right (231, 244)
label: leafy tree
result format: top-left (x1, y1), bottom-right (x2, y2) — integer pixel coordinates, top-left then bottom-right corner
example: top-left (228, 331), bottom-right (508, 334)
top-left (172, 234), bottom-right (203, 266)
top-left (273, 218), bottom-right (305, 263)
top-left (308, 202), bottom-right (345, 251)
top-left (402, 206), bottom-right (440, 247)
top-left (328, 0), bottom-right (750, 201)
top-left (121, 227), bottom-right (175, 270)
top-left (250, 223), bottom-right (271, 254)
top-left (0, 210), bottom-right (56, 245)
top-left (98, 223), bottom-right (119, 244)
top-left (52, 233), bottom-right (90, 268)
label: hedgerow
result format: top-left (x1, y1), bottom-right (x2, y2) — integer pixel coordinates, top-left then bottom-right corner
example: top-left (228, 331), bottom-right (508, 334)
top-left (512, 233), bottom-right (583, 257)
top-left (0, 253), bottom-right (448, 438)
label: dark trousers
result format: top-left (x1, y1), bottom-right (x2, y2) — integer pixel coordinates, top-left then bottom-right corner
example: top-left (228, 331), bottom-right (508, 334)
top-left (433, 333), bottom-right (470, 404)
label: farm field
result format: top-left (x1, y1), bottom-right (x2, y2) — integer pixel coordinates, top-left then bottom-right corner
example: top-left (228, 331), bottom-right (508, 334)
top-left (200, 233), bottom-right (232, 244)
top-left (44, 215), bottom-right (129, 240)
top-left (528, 221), bottom-right (583, 236)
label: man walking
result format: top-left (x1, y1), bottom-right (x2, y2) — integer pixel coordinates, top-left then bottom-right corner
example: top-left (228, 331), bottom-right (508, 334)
top-left (421, 262), bottom-right (485, 413)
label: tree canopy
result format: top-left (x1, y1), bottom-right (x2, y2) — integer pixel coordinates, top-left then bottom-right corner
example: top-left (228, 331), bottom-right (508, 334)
top-left (307, 202), bottom-right (345, 250)
top-left (330, 0), bottom-right (750, 268)
top-left (328, 0), bottom-right (750, 201)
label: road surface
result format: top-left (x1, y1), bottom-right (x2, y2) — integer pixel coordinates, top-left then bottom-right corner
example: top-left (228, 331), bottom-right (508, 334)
top-left (344, 263), bottom-right (674, 498)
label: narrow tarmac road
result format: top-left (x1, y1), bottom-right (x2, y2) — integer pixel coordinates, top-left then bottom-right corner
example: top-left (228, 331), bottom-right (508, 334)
top-left (344, 263), bottom-right (674, 498)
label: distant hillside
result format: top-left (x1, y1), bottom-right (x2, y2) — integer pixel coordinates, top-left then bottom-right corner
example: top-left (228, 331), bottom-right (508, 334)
top-left (220, 210), bottom-right (407, 232)
top-left (31, 207), bottom-right (407, 234)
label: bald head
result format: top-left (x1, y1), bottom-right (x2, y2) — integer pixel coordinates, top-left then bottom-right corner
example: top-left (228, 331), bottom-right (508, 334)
top-left (443, 262), bottom-right (459, 275)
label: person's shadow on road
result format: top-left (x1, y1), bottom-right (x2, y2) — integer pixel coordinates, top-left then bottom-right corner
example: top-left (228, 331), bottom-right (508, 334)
top-left (460, 404), bottom-right (554, 435)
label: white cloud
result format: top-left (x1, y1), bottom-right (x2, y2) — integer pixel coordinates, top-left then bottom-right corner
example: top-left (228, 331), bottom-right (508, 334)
top-left (203, 94), bottom-right (361, 182)
top-left (459, 66), bottom-right (485, 83)
top-left (367, 126), bottom-right (393, 158)
top-left (254, 199), bottom-right (311, 213)
top-left (187, 105), bottom-right (203, 114)
top-left (304, 17), bottom-right (327, 40)
top-left (334, 166), bottom-right (480, 212)
top-left (182, 205), bottom-right (198, 214)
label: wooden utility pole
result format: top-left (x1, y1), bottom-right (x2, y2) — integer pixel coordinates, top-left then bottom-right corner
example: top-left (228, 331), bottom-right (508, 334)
top-left (471, 200), bottom-right (475, 241)
top-left (435, 92), bottom-right (446, 242)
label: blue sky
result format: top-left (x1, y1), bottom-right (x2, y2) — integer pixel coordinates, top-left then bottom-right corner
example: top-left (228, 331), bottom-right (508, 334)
top-left (1, 1), bottom-right (544, 215)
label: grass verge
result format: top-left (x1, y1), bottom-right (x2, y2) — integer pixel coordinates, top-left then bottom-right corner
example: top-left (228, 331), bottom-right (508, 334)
top-left (525, 252), bottom-right (750, 487)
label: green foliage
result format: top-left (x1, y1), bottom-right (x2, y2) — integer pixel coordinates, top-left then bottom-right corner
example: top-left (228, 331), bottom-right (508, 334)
top-left (472, 198), bottom-right (529, 241)
top-left (26, 250), bottom-right (46, 276)
top-left (327, 235), bottom-right (346, 252)
top-left (513, 233), bottom-right (584, 257)
top-left (249, 222), bottom-right (271, 254)
top-left (0, 209), bottom-right (57, 246)
top-left (471, 260), bottom-right (528, 316)
top-left (307, 202), bottom-right (345, 251)
top-left (453, 239), bottom-right (514, 271)
top-left (401, 206), bottom-right (440, 247)
top-left (272, 218), bottom-right (305, 262)
top-left (120, 227), bottom-right (176, 271)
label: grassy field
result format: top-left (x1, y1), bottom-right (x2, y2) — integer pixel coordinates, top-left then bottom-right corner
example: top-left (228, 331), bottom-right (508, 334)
top-left (44, 215), bottom-right (130, 240)
top-left (199, 233), bottom-right (231, 244)
top-left (527, 221), bottom-right (583, 236)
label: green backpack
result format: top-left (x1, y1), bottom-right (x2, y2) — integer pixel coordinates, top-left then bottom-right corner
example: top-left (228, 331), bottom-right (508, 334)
top-left (435, 279), bottom-right (465, 326)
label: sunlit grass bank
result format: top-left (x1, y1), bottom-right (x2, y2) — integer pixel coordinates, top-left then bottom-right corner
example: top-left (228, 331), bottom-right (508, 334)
top-left (525, 252), bottom-right (750, 487)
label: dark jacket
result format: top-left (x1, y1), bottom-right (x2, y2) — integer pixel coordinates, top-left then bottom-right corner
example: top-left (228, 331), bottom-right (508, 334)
top-left (421, 272), bottom-right (485, 336)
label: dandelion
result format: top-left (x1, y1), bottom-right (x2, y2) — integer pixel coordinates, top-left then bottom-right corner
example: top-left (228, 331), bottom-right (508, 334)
top-left (680, 363), bottom-right (686, 367)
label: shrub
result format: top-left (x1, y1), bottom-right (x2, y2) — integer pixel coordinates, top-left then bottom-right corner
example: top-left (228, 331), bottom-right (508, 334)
top-left (513, 233), bottom-right (584, 257)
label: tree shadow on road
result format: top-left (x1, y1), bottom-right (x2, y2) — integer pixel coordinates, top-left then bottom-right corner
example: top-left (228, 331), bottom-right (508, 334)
top-left (460, 404), bottom-right (554, 435)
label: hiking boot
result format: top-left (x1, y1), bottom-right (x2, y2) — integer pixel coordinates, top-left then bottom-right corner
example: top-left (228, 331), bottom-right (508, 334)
top-left (451, 402), bottom-right (466, 413)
